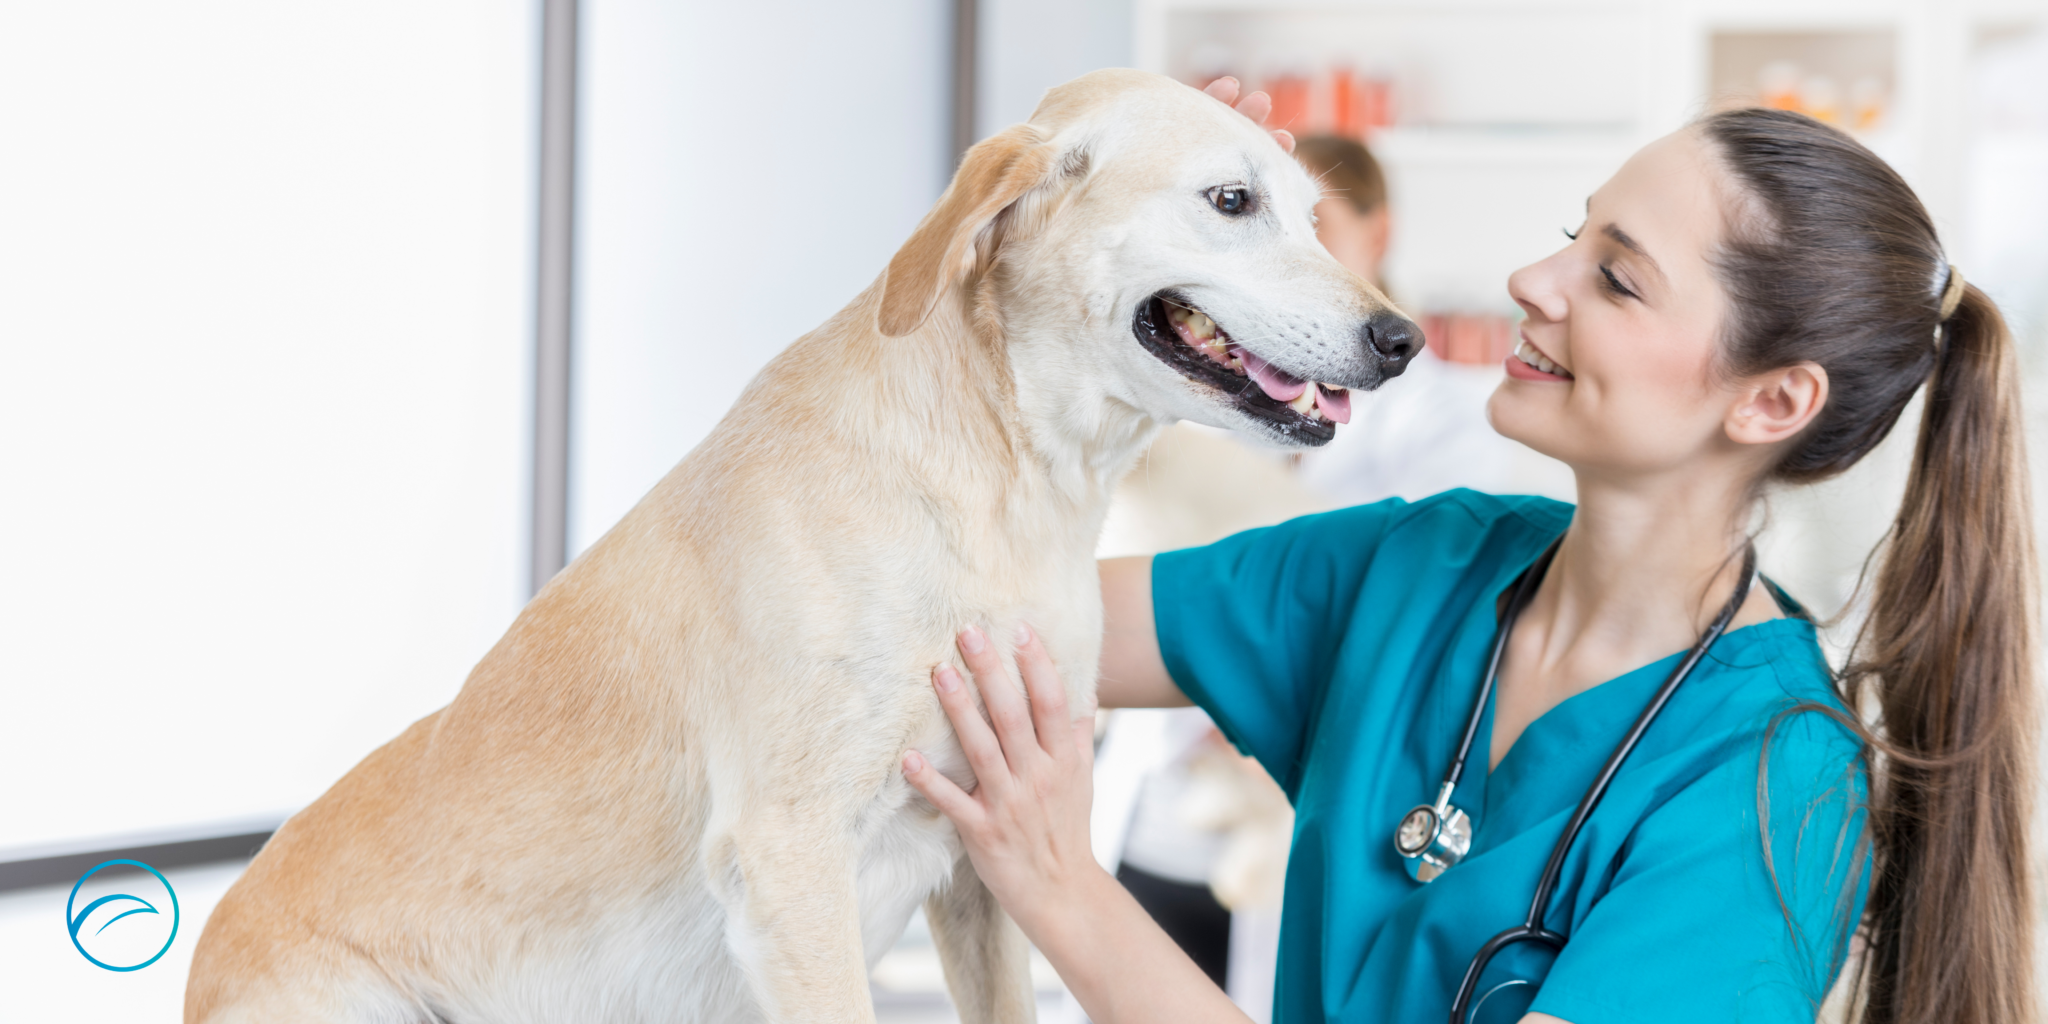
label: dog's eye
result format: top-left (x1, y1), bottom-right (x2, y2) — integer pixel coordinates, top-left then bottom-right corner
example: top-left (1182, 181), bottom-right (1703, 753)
top-left (1209, 187), bottom-right (1252, 216)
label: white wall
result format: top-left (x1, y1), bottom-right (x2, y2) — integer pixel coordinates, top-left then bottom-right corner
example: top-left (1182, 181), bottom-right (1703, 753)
top-left (976, 0), bottom-right (1137, 138)
top-left (0, 2), bottom-right (535, 852)
top-left (570, 0), bottom-right (953, 554)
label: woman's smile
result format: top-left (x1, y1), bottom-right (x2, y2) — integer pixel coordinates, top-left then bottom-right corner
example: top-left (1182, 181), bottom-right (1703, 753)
top-left (1506, 335), bottom-right (1574, 382)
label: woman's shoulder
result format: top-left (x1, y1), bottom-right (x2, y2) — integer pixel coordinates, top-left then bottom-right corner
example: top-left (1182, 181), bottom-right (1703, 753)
top-left (1714, 615), bottom-right (1846, 714)
top-left (1169, 489), bottom-right (1575, 602)
top-left (1263, 488), bottom-right (1573, 551)
top-left (1398, 487), bottom-right (1573, 530)
top-left (1693, 617), bottom-right (1865, 786)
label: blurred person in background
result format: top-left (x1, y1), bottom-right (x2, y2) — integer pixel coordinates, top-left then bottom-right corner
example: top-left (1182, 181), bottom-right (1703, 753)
top-left (909, 91), bottom-right (2038, 1024)
top-left (1292, 136), bottom-right (1391, 292)
top-left (1291, 134), bottom-right (1527, 506)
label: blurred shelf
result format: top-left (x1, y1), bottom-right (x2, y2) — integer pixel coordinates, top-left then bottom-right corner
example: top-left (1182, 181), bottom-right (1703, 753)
top-left (1366, 126), bottom-right (1641, 166)
top-left (1158, 5), bottom-right (1649, 132)
top-left (1155, 0), bottom-right (1636, 12)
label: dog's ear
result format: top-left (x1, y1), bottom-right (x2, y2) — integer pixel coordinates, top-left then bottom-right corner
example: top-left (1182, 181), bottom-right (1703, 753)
top-left (878, 124), bottom-right (1057, 338)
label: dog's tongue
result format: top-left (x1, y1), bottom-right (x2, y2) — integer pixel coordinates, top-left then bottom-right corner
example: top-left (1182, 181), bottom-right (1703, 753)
top-left (1237, 348), bottom-right (1308, 402)
top-left (1315, 386), bottom-right (1351, 424)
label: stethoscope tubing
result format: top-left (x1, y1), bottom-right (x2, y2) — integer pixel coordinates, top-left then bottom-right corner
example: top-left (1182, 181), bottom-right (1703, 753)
top-left (1445, 539), bottom-right (1560, 795)
top-left (1445, 542), bottom-right (1759, 1024)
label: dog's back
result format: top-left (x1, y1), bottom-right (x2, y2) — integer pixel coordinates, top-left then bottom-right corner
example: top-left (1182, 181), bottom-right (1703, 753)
top-left (187, 68), bottom-right (1409, 1024)
top-left (187, 284), bottom-right (1072, 1023)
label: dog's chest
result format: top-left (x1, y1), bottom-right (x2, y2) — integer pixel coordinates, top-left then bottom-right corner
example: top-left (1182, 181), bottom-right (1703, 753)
top-left (853, 784), bottom-right (964, 969)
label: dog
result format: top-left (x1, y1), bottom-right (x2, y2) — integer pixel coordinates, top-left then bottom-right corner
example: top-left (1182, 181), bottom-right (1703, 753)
top-left (185, 68), bottom-right (1415, 1024)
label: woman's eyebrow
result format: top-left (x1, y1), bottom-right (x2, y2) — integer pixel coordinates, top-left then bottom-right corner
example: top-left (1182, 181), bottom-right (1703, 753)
top-left (1599, 223), bottom-right (1666, 285)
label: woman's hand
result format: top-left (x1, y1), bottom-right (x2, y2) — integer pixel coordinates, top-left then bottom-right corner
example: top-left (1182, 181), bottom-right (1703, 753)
top-left (905, 624), bottom-right (1254, 1024)
top-left (902, 624), bottom-right (1104, 928)
top-left (1203, 76), bottom-right (1296, 154)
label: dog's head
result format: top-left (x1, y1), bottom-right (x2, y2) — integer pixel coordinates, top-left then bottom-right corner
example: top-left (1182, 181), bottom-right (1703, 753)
top-left (879, 69), bottom-right (1417, 449)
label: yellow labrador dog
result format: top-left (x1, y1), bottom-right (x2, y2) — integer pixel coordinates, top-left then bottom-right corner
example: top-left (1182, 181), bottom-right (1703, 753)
top-left (186, 69), bottom-right (1414, 1024)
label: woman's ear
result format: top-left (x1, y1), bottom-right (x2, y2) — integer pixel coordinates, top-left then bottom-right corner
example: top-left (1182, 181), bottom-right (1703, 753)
top-left (1726, 361), bottom-right (1829, 447)
top-left (877, 123), bottom-right (1057, 337)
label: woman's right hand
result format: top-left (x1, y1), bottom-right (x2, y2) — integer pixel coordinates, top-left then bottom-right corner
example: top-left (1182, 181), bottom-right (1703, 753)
top-left (903, 622), bottom-right (1253, 1024)
top-left (1202, 76), bottom-right (1296, 154)
top-left (901, 624), bottom-right (1104, 927)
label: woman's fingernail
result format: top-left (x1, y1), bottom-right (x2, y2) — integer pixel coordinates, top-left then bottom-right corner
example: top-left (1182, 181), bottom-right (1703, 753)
top-left (1013, 622), bottom-right (1033, 646)
top-left (903, 750), bottom-right (925, 774)
top-left (934, 665), bottom-right (961, 692)
top-left (958, 626), bottom-right (986, 655)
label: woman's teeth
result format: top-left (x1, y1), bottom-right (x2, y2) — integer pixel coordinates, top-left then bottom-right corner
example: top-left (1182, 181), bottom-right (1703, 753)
top-left (1165, 302), bottom-right (1350, 422)
top-left (1514, 339), bottom-right (1573, 379)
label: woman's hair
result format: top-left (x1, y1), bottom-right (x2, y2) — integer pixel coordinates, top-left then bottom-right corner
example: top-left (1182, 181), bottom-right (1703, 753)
top-left (1292, 135), bottom-right (1386, 215)
top-left (1704, 107), bottom-right (2039, 1024)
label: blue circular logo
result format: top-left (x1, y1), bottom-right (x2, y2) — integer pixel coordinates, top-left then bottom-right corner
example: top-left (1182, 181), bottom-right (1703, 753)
top-left (66, 859), bottom-right (179, 971)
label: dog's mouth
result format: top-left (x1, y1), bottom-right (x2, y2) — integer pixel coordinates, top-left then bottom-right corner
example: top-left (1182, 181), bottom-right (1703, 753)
top-left (1131, 293), bottom-right (1350, 445)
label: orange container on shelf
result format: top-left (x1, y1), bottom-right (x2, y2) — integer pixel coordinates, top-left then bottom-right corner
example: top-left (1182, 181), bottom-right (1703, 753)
top-left (1850, 77), bottom-right (1886, 132)
top-left (1329, 67), bottom-right (1395, 137)
top-left (1759, 61), bottom-right (1803, 112)
top-left (1358, 75), bottom-right (1393, 132)
top-left (1330, 67), bottom-right (1358, 136)
top-left (1264, 74), bottom-right (1312, 132)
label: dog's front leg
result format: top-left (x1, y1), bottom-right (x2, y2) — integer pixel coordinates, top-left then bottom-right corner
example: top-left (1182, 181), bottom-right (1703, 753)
top-left (709, 824), bottom-right (874, 1024)
top-left (927, 853), bottom-right (1037, 1024)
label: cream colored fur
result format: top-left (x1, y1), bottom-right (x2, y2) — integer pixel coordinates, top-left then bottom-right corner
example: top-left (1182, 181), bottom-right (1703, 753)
top-left (185, 69), bottom-right (1401, 1024)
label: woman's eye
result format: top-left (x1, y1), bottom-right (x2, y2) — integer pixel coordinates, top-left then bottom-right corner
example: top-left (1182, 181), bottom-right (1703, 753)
top-left (1562, 226), bottom-right (1580, 240)
top-left (1599, 264), bottom-right (1637, 299)
top-left (1210, 187), bottom-right (1252, 216)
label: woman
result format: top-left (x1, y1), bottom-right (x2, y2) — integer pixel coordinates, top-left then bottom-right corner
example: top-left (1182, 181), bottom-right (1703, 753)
top-left (901, 83), bottom-right (2038, 1024)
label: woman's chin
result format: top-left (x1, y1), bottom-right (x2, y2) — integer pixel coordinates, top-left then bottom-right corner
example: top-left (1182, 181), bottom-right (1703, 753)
top-left (1484, 390), bottom-right (1570, 463)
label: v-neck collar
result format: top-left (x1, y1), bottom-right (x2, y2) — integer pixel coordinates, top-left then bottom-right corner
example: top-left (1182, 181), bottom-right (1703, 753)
top-left (1427, 523), bottom-right (1814, 848)
top-left (1472, 616), bottom-right (1809, 834)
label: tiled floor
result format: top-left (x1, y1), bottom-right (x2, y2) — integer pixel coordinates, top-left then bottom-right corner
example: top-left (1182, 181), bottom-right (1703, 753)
top-left (0, 860), bottom-right (1072, 1024)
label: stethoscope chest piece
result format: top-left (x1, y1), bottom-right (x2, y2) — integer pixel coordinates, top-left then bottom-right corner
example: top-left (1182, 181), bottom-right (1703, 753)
top-left (1396, 782), bottom-right (1471, 882)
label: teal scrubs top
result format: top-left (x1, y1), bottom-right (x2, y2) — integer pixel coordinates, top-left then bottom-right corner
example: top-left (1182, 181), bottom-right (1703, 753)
top-left (1153, 491), bottom-right (1869, 1024)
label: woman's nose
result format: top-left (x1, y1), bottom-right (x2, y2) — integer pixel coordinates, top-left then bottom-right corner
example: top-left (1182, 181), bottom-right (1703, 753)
top-left (1507, 258), bottom-right (1568, 324)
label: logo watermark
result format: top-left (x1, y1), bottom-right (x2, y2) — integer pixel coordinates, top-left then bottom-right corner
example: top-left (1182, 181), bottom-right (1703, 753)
top-left (66, 859), bottom-right (179, 971)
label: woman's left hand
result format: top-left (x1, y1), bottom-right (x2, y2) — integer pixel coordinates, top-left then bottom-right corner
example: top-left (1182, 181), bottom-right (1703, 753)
top-left (902, 624), bottom-right (1104, 928)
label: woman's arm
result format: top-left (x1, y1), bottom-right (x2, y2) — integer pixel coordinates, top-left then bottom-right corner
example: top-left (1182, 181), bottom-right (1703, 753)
top-left (1097, 556), bottom-right (1191, 709)
top-left (903, 625), bottom-right (1249, 1024)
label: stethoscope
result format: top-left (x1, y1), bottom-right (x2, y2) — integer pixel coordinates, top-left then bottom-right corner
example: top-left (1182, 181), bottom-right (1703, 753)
top-left (1392, 536), bottom-right (1759, 1024)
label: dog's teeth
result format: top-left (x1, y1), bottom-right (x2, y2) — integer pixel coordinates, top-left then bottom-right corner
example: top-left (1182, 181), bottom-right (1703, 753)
top-left (1186, 310), bottom-right (1217, 341)
top-left (1288, 389), bottom-right (1316, 415)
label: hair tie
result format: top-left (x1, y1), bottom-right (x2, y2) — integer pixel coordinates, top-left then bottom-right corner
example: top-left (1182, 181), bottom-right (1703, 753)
top-left (1930, 265), bottom-right (1965, 357)
top-left (1938, 266), bottom-right (1966, 321)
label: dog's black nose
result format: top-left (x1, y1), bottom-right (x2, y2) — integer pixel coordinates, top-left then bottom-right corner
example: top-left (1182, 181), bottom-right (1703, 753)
top-left (1365, 312), bottom-right (1420, 376)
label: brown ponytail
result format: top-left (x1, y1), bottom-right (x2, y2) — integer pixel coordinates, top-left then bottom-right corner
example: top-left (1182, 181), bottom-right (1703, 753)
top-left (1704, 109), bottom-right (2038, 1024)
top-left (1849, 283), bottom-right (2038, 1024)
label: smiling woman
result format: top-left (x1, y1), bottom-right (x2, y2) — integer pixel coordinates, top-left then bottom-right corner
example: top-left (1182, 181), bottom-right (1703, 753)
top-left (907, 101), bottom-right (2038, 1024)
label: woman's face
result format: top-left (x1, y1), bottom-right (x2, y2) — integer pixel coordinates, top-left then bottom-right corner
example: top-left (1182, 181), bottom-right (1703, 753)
top-left (1313, 198), bottom-right (1389, 284)
top-left (1488, 129), bottom-right (1748, 480)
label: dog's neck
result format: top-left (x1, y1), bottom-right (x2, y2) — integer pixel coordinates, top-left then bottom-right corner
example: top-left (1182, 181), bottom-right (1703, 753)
top-left (880, 285), bottom-right (1162, 550)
